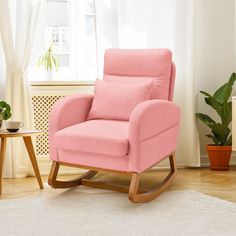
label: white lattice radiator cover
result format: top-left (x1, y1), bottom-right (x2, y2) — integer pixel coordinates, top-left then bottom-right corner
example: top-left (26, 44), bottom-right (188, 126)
top-left (32, 95), bottom-right (63, 156)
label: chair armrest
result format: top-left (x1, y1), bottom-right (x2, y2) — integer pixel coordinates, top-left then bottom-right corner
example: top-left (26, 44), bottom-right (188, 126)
top-left (129, 100), bottom-right (180, 172)
top-left (49, 94), bottom-right (93, 136)
top-left (49, 94), bottom-right (93, 161)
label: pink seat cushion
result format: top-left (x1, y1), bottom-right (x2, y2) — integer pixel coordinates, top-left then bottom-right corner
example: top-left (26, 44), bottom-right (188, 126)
top-left (104, 49), bottom-right (172, 99)
top-left (54, 120), bottom-right (129, 157)
top-left (88, 79), bottom-right (153, 121)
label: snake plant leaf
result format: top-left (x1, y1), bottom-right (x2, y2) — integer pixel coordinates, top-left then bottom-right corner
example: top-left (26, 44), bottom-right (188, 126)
top-left (196, 113), bottom-right (216, 129)
top-left (200, 91), bottom-right (212, 97)
top-left (211, 123), bottom-right (230, 145)
top-left (213, 72), bottom-right (236, 105)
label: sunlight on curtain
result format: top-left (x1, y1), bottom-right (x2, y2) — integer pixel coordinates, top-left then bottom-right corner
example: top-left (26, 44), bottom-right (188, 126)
top-left (94, 0), bottom-right (200, 166)
top-left (0, 0), bottom-right (42, 177)
top-left (69, 0), bottom-right (98, 80)
top-left (0, 42), bottom-right (5, 100)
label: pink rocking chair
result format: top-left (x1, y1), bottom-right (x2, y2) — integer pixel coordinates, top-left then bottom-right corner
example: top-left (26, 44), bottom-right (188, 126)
top-left (48, 49), bottom-right (180, 203)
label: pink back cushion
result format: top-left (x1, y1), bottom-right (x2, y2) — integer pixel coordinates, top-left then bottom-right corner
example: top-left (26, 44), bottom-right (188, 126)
top-left (104, 49), bottom-right (174, 100)
top-left (88, 79), bottom-right (153, 121)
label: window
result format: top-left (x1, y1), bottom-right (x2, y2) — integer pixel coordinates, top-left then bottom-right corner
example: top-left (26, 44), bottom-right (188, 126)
top-left (29, 0), bottom-right (97, 82)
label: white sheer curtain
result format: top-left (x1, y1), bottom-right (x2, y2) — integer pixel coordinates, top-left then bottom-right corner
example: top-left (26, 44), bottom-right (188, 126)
top-left (0, 0), bottom-right (42, 178)
top-left (94, 0), bottom-right (200, 166)
top-left (0, 41), bottom-right (5, 101)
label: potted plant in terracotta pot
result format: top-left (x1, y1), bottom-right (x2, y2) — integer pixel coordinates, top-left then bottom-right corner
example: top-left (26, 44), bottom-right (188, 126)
top-left (196, 72), bottom-right (236, 170)
top-left (0, 101), bottom-right (12, 129)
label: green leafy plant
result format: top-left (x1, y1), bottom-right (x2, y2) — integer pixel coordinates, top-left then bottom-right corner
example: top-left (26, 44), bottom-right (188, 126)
top-left (0, 101), bottom-right (11, 120)
top-left (196, 72), bottom-right (236, 146)
top-left (38, 44), bottom-right (59, 71)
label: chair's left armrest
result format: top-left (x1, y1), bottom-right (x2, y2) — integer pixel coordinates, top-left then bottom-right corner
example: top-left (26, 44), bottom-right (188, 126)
top-left (128, 100), bottom-right (181, 172)
top-left (49, 94), bottom-right (93, 161)
top-left (49, 94), bottom-right (94, 135)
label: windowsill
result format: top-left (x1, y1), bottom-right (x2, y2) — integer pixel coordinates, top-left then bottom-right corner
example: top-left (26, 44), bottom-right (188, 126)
top-left (30, 80), bottom-right (95, 87)
top-left (28, 67), bottom-right (97, 86)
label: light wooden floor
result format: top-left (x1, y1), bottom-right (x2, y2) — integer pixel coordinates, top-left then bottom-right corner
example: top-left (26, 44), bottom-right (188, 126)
top-left (1, 167), bottom-right (236, 202)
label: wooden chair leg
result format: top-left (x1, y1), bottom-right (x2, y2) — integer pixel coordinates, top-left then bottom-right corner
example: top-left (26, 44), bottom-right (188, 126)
top-left (48, 161), bottom-right (98, 188)
top-left (128, 153), bottom-right (177, 203)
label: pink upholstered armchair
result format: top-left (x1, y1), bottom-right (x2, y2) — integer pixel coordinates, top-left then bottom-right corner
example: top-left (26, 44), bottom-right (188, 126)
top-left (48, 49), bottom-right (180, 203)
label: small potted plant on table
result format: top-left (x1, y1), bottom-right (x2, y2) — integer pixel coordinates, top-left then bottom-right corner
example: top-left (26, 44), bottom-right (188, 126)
top-left (196, 72), bottom-right (236, 170)
top-left (0, 101), bottom-right (12, 129)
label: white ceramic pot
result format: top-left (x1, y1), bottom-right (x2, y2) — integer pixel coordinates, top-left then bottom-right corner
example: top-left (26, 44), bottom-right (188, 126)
top-left (47, 69), bottom-right (54, 81)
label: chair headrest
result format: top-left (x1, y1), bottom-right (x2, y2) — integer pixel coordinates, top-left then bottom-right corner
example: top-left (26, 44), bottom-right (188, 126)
top-left (104, 48), bottom-right (172, 77)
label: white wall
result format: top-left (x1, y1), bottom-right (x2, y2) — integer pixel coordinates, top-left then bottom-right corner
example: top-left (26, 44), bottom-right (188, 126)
top-left (195, 0), bottom-right (236, 162)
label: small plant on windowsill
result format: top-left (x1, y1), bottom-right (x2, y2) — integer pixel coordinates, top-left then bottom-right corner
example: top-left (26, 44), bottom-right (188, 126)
top-left (38, 44), bottom-right (59, 81)
top-left (0, 101), bottom-right (11, 129)
top-left (196, 72), bottom-right (236, 170)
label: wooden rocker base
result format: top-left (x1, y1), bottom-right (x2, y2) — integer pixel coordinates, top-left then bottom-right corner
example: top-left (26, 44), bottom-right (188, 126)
top-left (129, 154), bottom-right (177, 203)
top-left (48, 153), bottom-right (177, 203)
top-left (48, 161), bottom-right (98, 188)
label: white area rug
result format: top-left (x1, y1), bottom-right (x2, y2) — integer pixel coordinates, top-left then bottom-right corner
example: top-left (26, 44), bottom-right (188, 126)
top-left (1, 188), bottom-right (236, 236)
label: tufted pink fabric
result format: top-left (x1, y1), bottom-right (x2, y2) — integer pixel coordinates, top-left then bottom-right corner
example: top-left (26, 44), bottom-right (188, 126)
top-left (88, 79), bottom-right (153, 120)
top-left (49, 49), bottom-right (180, 173)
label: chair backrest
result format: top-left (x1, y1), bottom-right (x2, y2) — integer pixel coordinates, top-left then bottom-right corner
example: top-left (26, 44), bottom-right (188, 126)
top-left (103, 49), bottom-right (176, 101)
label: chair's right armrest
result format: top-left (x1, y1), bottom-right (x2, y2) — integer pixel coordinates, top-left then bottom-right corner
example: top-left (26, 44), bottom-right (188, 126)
top-left (128, 99), bottom-right (180, 172)
top-left (49, 94), bottom-right (94, 136)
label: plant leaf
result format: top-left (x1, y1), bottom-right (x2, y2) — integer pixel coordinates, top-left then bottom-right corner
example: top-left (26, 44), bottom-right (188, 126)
top-left (0, 101), bottom-right (11, 120)
top-left (2, 110), bottom-right (11, 120)
top-left (196, 113), bottom-right (216, 129)
top-left (200, 91), bottom-right (212, 97)
top-left (211, 123), bottom-right (230, 145)
top-left (213, 72), bottom-right (236, 105)
top-left (205, 96), bottom-right (222, 117)
top-left (225, 135), bottom-right (232, 146)
top-left (206, 134), bottom-right (220, 145)
top-left (38, 43), bottom-right (59, 71)
top-left (205, 97), bottom-right (221, 113)
top-left (221, 102), bottom-right (232, 126)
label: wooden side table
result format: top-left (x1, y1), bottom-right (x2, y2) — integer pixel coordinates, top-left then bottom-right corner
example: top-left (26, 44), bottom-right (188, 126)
top-left (0, 130), bottom-right (44, 194)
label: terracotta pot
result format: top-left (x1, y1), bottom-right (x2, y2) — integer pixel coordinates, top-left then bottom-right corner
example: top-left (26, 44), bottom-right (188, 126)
top-left (206, 145), bottom-right (232, 171)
